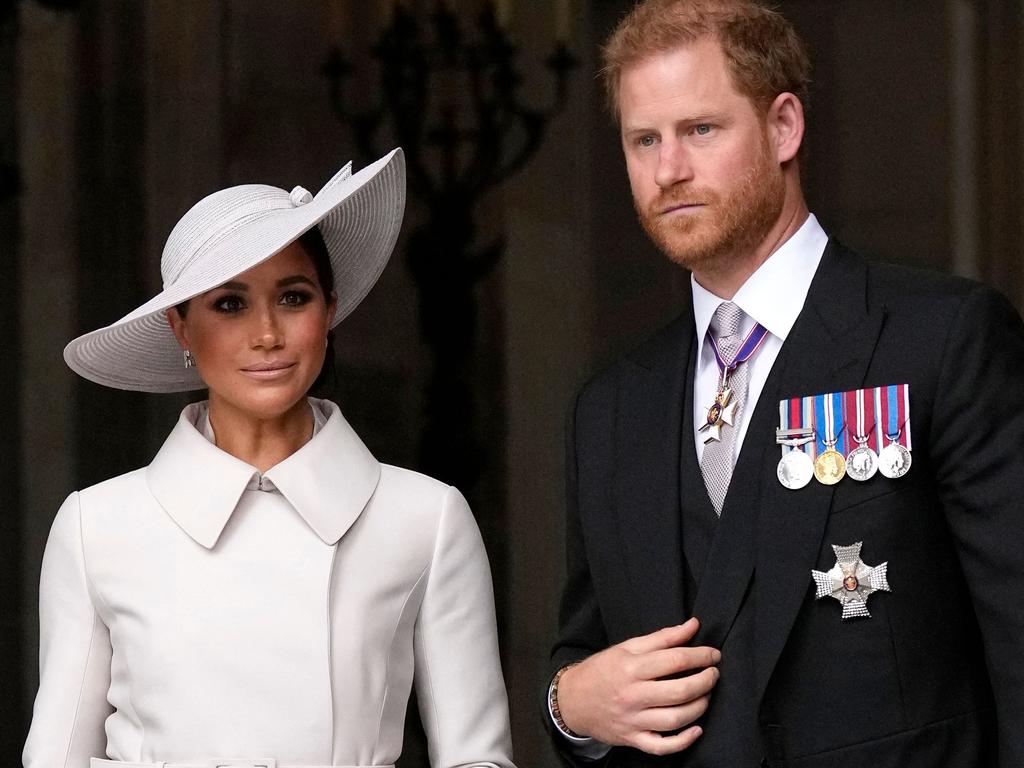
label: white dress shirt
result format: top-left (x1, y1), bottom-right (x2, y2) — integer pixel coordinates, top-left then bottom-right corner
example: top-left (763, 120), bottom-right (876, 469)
top-left (691, 213), bottom-right (827, 462)
top-left (554, 214), bottom-right (827, 757)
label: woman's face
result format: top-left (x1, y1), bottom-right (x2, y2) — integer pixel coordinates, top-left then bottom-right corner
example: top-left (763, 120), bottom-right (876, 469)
top-left (167, 241), bottom-right (337, 422)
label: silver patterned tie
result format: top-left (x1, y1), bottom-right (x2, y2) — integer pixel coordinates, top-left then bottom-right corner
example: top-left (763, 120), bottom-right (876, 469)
top-left (699, 301), bottom-right (750, 516)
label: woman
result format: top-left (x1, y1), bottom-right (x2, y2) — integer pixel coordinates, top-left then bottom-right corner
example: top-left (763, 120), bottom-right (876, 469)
top-left (23, 149), bottom-right (515, 768)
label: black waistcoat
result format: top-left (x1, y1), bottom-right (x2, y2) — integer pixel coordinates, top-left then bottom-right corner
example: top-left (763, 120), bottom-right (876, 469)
top-left (678, 345), bottom-right (763, 767)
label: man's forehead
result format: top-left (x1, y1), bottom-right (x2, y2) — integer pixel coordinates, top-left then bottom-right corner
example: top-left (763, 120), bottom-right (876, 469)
top-left (618, 39), bottom-right (745, 122)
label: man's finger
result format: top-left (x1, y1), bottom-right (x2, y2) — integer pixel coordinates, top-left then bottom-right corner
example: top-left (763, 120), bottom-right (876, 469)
top-left (634, 694), bottom-right (712, 733)
top-left (638, 666), bottom-right (720, 708)
top-left (632, 725), bottom-right (704, 756)
top-left (622, 617), bottom-right (700, 654)
top-left (636, 645), bottom-right (722, 679)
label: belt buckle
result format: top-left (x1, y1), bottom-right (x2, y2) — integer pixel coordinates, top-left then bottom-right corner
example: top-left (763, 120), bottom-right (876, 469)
top-left (208, 761), bottom-right (276, 768)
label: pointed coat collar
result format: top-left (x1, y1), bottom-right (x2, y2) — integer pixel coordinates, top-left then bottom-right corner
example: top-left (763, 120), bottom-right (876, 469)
top-left (146, 398), bottom-right (381, 549)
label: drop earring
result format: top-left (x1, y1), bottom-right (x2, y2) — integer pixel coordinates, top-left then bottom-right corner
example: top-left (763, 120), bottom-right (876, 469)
top-left (183, 350), bottom-right (196, 369)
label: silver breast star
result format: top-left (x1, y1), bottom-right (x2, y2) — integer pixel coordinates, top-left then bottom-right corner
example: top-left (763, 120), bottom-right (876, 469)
top-left (812, 542), bottom-right (890, 620)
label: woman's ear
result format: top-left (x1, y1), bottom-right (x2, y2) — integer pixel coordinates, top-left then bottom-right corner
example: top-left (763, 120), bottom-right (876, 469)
top-left (166, 307), bottom-right (189, 350)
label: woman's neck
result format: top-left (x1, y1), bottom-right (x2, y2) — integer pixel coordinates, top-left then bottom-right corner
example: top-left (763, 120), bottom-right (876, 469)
top-left (207, 396), bottom-right (314, 474)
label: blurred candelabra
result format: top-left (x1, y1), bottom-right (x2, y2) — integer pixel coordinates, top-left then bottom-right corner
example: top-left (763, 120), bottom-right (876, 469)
top-left (323, 1), bottom-right (576, 491)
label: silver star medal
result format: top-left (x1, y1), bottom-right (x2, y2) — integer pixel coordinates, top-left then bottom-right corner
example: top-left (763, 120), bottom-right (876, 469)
top-left (812, 542), bottom-right (890, 620)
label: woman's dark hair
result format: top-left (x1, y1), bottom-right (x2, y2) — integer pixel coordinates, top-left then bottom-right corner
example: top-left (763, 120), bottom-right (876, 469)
top-left (300, 227), bottom-right (338, 397)
top-left (175, 226), bottom-right (338, 395)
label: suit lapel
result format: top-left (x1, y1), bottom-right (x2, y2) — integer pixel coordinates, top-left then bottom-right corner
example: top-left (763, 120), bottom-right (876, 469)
top-left (614, 311), bottom-right (695, 632)
top-left (687, 241), bottom-right (886, 663)
top-left (752, 241), bottom-right (886, 699)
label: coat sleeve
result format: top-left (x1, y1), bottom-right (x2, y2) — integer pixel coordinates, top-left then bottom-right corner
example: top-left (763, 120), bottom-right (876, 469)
top-left (544, 389), bottom-right (613, 766)
top-left (930, 285), bottom-right (1024, 764)
top-left (412, 486), bottom-right (515, 768)
top-left (23, 492), bottom-right (113, 768)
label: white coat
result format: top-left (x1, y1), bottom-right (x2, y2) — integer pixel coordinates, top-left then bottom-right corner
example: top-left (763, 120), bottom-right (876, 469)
top-left (23, 398), bottom-right (514, 768)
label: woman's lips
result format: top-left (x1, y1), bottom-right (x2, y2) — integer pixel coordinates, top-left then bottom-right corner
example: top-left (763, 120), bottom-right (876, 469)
top-left (239, 362), bottom-right (296, 380)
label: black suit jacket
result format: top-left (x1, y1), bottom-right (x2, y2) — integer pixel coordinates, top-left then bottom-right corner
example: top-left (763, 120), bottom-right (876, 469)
top-left (549, 242), bottom-right (1024, 767)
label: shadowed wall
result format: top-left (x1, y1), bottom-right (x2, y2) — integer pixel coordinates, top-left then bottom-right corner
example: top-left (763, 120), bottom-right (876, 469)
top-left (3, 1), bottom-right (1022, 767)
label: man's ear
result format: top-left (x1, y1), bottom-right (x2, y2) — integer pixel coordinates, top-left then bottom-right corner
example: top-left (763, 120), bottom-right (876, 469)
top-left (166, 307), bottom-right (189, 350)
top-left (768, 91), bottom-right (805, 164)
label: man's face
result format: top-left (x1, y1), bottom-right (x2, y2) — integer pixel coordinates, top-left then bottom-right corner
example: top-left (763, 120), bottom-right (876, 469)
top-left (619, 38), bottom-right (785, 273)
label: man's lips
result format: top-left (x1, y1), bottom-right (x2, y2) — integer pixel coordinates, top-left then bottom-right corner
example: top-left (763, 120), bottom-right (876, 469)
top-left (659, 202), bottom-right (706, 215)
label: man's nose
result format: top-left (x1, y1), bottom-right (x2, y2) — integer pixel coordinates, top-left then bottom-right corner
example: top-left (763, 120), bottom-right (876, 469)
top-left (655, 140), bottom-right (695, 189)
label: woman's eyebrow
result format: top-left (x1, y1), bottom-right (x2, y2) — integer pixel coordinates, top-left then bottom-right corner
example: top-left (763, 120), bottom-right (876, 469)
top-left (277, 275), bottom-right (317, 288)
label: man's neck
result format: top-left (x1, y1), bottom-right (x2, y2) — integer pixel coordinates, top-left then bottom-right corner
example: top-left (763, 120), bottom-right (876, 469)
top-left (693, 199), bottom-right (810, 300)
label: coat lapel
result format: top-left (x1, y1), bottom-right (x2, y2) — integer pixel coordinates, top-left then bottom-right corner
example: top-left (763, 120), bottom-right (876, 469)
top-left (752, 241), bottom-right (886, 699)
top-left (687, 241), bottom-right (886, 662)
top-left (613, 312), bottom-right (695, 632)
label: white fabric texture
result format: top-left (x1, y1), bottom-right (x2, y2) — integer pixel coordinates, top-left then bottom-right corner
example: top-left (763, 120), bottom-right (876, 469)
top-left (24, 398), bottom-right (513, 768)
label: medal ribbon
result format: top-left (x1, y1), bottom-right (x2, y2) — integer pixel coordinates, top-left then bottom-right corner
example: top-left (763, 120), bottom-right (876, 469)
top-left (877, 383), bottom-right (912, 449)
top-left (814, 391), bottom-right (846, 455)
top-left (842, 387), bottom-right (876, 448)
top-left (708, 322), bottom-right (770, 378)
top-left (779, 395), bottom-right (817, 458)
top-left (783, 386), bottom-right (910, 459)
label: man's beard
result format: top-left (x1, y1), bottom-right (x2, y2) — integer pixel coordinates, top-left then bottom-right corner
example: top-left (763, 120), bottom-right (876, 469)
top-left (636, 143), bottom-right (786, 274)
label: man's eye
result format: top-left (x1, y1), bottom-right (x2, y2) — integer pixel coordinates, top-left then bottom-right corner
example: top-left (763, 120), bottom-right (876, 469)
top-left (214, 296), bottom-right (244, 313)
top-left (694, 124), bottom-right (713, 136)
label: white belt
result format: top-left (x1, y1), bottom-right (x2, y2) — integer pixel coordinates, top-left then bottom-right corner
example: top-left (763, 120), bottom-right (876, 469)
top-left (91, 760), bottom-right (395, 768)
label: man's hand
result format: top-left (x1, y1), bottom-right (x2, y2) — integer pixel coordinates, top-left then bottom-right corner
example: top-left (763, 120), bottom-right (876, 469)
top-left (557, 617), bottom-right (720, 755)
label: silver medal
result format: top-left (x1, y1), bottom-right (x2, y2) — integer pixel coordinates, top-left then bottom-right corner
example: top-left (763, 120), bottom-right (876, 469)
top-left (878, 442), bottom-right (912, 479)
top-left (777, 449), bottom-right (814, 490)
top-left (845, 444), bottom-right (879, 482)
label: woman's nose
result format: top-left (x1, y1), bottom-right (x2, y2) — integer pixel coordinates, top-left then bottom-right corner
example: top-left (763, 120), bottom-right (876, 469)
top-left (251, 307), bottom-right (283, 349)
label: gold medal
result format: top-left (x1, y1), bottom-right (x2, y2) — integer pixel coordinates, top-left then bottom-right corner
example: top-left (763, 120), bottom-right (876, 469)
top-left (813, 448), bottom-right (846, 485)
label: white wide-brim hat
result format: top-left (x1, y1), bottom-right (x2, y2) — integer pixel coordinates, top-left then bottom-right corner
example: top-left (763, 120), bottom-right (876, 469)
top-left (64, 148), bottom-right (406, 393)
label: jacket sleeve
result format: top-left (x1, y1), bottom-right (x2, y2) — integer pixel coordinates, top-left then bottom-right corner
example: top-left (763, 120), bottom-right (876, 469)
top-left (930, 285), bottom-right (1024, 764)
top-left (412, 486), bottom-right (515, 768)
top-left (544, 390), bottom-right (613, 767)
top-left (23, 492), bottom-right (112, 768)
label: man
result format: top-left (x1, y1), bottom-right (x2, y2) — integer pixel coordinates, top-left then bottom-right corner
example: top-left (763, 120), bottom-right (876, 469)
top-left (545, 1), bottom-right (1024, 766)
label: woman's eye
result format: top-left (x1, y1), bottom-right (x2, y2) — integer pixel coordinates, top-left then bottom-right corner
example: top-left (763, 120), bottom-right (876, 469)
top-left (213, 295), bottom-right (245, 313)
top-left (280, 290), bottom-right (313, 307)
top-left (637, 135), bottom-right (657, 148)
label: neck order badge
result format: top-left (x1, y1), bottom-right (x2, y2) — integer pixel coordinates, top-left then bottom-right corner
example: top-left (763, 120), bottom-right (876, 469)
top-left (699, 322), bottom-right (770, 444)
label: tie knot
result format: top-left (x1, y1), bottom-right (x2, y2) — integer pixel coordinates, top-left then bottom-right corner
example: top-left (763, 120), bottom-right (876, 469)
top-left (712, 301), bottom-right (745, 340)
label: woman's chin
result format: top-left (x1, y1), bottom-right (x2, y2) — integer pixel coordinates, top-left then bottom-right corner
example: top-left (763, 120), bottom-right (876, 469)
top-left (209, 381), bottom-right (313, 422)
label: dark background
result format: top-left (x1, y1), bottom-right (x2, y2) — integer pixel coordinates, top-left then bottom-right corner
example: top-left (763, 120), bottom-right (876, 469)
top-left (2, 1), bottom-right (1021, 767)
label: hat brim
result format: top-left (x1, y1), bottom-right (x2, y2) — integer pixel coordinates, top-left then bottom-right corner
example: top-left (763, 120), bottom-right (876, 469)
top-left (64, 149), bottom-right (406, 393)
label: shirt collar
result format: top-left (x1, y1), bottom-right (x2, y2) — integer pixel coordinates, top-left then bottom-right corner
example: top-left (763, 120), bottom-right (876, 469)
top-left (691, 213), bottom-right (828, 344)
top-left (146, 397), bottom-right (381, 549)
